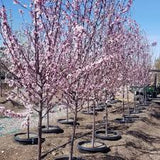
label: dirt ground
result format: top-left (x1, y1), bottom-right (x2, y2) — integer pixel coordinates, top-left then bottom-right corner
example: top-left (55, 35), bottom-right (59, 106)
top-left (0, 95), bottom-right (160, 160)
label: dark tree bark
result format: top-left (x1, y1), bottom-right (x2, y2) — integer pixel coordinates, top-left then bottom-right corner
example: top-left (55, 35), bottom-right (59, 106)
top-left (91, 101), bottom-right (96, 148)
top-left (69, 100), bottom-right (78, 160)
top-left (105, 103), bottom-right (108, 135)
top-left (122, 85), bottom-right (125, 119)
top-left (27, 117), bottom-right (30, 139)
top-left (127, 86), bottom-right (130, 115)
top-left (66, 104), bottom-right (69, 122)
top-left (38, 103), bottom-right (43, 160)
top-left (47, 112), bottom-right (49, 130)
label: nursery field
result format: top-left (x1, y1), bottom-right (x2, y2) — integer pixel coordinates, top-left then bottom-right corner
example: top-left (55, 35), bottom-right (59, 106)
top-left (0, 96), bottom-right (160, 160)
top-left (0, 0), bottom-right (156, 160)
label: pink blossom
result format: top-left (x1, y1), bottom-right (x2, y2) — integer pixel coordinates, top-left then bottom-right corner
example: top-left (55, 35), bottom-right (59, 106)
top-left (13, 0), bottom-right (19, 4)
top-left (151, 42), bottom-right (157, 46)
top-left (19, 9), bottom-right (24, 15)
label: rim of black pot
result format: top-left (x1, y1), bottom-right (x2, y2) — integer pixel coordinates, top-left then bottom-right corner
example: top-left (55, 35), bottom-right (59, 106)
top-left (42, 125), bottom-right (64, 134)
top-left (95, 130), bottom-right (121, 141)
top-left (77, 140), bottom-right (109, 153)
top-left (54, 156), bottom-right (84, 160)
top-left (14, 132), bottom-right (45, 145)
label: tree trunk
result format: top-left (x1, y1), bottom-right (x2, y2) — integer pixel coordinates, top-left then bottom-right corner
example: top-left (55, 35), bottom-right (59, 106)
top-left (0, 68), bottom-right (2, 97)
top-left (27, 117), bottom-right (30, 139)
top-left (66, 105), bottom-right (69, 122)
top-left (133, 91), bottom-right (136, 112)
top-left (105, 103), bottom-right (108, 136)
top-left (87, 99), bottom-right (90, 113)
top-left (0, 80), bottom-right (2, 97)
top-left (38, 110), bottom-right (42, 160)
top-left (122, 85), bottom-right (125, 119)
top-left (127, 86), bottom-right (130, 115)
top-left (144, 87), bottom-right (147, 105)
top-left (91, 101), bottom-right (95, 148)
top-left (17, 87), bottom-right (20, 98)
top-left (47, 112), bottom-right (49, 130)
top-left (69, 101), bottom-right (78, 160)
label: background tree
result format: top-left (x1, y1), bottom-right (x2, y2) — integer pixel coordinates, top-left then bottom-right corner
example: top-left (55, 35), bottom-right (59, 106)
top-left (154, 57), bottom-right (160, 84)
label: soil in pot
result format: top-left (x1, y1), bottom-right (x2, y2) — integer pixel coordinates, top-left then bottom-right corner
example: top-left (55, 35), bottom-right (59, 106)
top-left (82, 141), bottom-right (105, 148)
top-left (97, 132), bottom-right (115, 137)
top-left (16, 133), bottom-right (37, 139)
top-left (58, 118), bottom-right (73, 122)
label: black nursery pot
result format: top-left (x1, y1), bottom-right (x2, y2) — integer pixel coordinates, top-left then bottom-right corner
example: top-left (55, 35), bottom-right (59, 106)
top-left (115, 117), bottom-right (135, 124)
top-left (95, 130), bottom-right (121, 141)
top-left (14, 132), bottom-right (45, 145)
top-left (57, 118), bottom-right (80, 126)
top-left (77, 140), bottom-right (109, 153)
top-left (91, 106), bottom-right (104, 112)
top-left (54, 156), bottom-right (84, 160)
top-left (42, 125), bottom-right (64, 134)
top-left (110, 99), bottom-right (122, 104)
top-left (130, 109), bottom-right (142, 114)
top-left (81, 110), bottom-right (97, 115)
top-left (124, 114), bottom-right (139, 119)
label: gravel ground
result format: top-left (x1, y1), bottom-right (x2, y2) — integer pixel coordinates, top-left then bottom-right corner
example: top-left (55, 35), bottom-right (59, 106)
top-left (0, 108), bottom-right (66, 137)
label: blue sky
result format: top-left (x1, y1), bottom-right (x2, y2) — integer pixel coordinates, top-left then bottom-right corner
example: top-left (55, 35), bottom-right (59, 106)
top-left (0, 0), bottom-right (160, 59)
top-left (0, 0), bottom-right (30, 28)
top-left (131, 0), bottom-right (160, 59)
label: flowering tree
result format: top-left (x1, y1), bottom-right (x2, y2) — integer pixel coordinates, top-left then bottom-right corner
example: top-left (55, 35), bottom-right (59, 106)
top-left (0, 1), bottom-right (65, 159)
top-left (132, 53), bottom-right (152, 105)
top-left (126, 23), bottom-right (152, 107)
top-left (113, 19), bottom-right (152, 117)
top-left (59, 0), bottom-right (133, 158)
top-left (1, 0), bottom-right (148, 159)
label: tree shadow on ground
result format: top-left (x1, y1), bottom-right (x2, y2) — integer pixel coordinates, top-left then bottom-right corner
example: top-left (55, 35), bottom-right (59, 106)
top-left (83, 154), bottom-right (126, 160)
top-left (126, 140), bottom-right (160, 158)
top-left (140, 117), bottom-right (159, 126)
top-left (110, 106), bottom-right (124, 114)
top-left (109, 124), bottom-right (130, 132)
top-left (126, 130), bottom-right (160, 144)
top-left (150, 111), bottom-right (160, 119)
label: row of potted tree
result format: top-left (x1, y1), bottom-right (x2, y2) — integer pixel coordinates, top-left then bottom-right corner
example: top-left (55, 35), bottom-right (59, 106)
top-left (0, 0), bottom-right (152, 160)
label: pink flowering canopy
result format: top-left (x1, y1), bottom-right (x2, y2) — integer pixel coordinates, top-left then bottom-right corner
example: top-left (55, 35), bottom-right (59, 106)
top-left (0, 1), bottom-right (67, 117)
top-left (0, 0), bottom-right (151, 116)
top-left (0, 1), bottom-right (154, 160)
